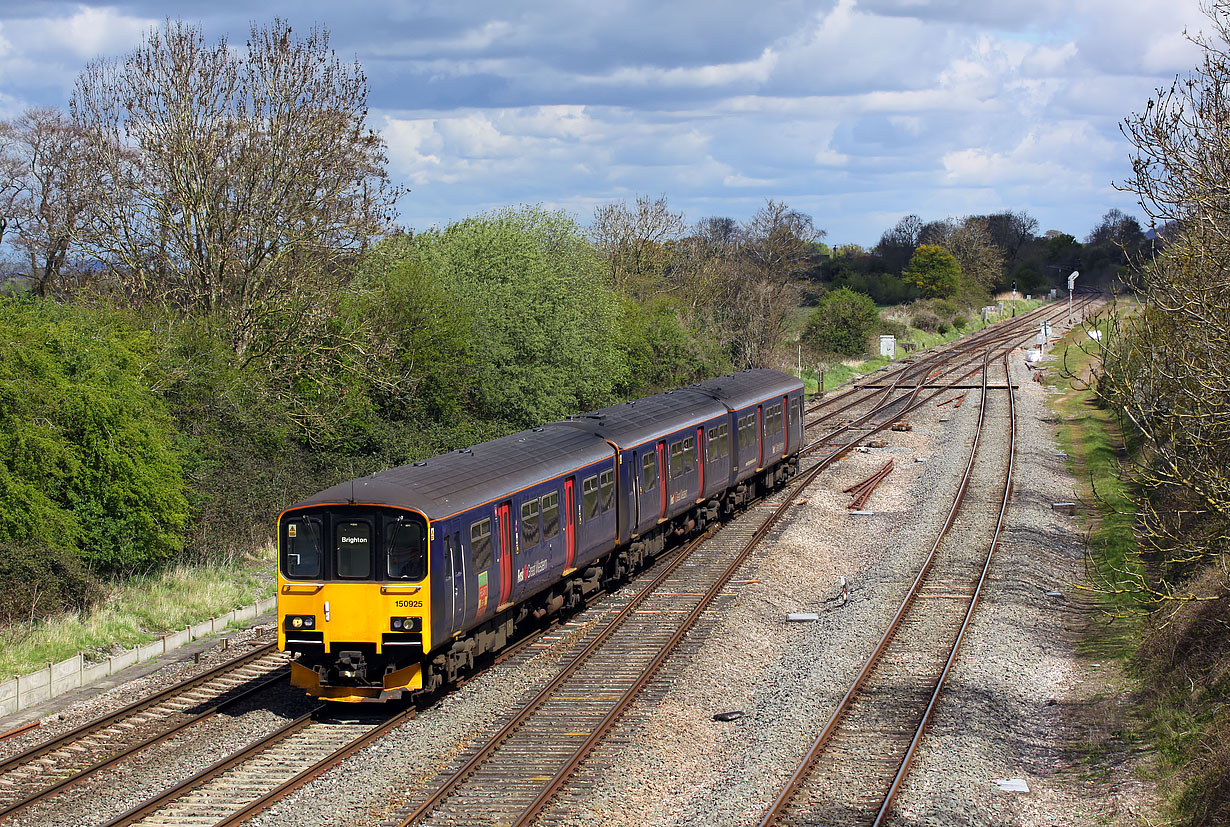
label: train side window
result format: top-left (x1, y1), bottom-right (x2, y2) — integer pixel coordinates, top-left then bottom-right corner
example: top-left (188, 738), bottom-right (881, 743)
top-left (682, 436), bottom-right (696, 473)
top-left (669, 441), bottom-right (684, 478)
top-left (719, 423), bottom-right (730, 458)
top-left (336, 520), bottom-right (372, 579)
top-left (470, 518), bottom-right (493, 572)
top-left (521, 499), bottom-right (541, 546)
top-left (738, 416), bottom-right (753, 452)
top-left (599, 469), bottom-right (615, 512)
top-left (282, 517), bottom-right (322, 579)
top-left (582, 476), bottom-right (600, 521)
top-left (707, 427), bottom-right (719, 462)
top-left (386, 518), bottom-right (426, 581)
top-left (772, 403), bottom-right (784, 434)
top-left (790, 400), bottom-right (799, 432)
top-left (641, 453), bottom-right (658, 491)
top-left (542, 491), bottom-right (560, 539)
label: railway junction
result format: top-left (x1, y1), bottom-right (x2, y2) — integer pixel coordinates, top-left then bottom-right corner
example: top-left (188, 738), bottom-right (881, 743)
top-left (0, 299), bottom-right (1125, 827)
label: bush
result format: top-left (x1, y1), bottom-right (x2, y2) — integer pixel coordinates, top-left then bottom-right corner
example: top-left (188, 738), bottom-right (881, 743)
top-left (803, 288), bottom-right (880, 357)
top-left (910, 309), bottom-right (943, 333)
top-left (0, 299), bottom-right (189, 572)
top-left (0, 540), bottom-right (102, 624)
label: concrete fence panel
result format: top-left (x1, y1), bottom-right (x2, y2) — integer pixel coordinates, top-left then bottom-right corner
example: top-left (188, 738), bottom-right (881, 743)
top-left (17, 669), bottom-right (51, 708)
top-left (1, 594), bottom-right (274, 722)
top-left (0, 679), bottom-right (17, 718)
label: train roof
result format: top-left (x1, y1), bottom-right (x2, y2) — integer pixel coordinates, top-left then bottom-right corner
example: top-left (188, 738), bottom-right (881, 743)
top-left (557, 389), bottom-right (727, 446)
top-left (283, 423), bottom-right (613, 520)
top-left (687, 368), bottom-right (804, 409)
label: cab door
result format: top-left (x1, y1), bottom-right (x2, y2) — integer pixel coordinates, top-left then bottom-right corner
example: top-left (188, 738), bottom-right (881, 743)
top-left (448, 528), bottom-right (466, 630)
top-left (496, 502), bottom-right (512, 607)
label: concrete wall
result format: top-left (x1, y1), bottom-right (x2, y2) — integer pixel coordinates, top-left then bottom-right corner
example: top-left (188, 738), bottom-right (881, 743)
top-left (0, 595), bottom-right (276, 720)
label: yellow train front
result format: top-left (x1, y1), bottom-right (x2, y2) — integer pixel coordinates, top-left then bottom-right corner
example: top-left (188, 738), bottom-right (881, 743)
top-left (276, 369), bottom-right (807, 702)
top-left (277, 504), bottom-right (434, 701)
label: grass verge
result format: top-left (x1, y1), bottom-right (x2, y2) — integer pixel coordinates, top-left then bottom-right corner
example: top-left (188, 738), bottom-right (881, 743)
top-left (0, 547), bottom-right (276, 680)
top-left (1040, 315), bottom-right (1145, 656)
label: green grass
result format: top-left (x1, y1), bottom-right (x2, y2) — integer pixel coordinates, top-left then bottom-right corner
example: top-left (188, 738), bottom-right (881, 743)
top-left (800, 298), bottom-right (1047, 394)
top-left (0, 547), bottom-right (276, 679)
top-left (1039, 317), bottom-right (1144, 658)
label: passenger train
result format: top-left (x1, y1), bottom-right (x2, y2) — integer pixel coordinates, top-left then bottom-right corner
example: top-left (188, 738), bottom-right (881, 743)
top-left (277, 369), bottom-right (805, 701)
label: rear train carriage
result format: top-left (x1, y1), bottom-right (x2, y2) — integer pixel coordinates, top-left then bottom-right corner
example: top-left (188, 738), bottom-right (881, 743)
top-left (277, 369), bottom-right (804, 702)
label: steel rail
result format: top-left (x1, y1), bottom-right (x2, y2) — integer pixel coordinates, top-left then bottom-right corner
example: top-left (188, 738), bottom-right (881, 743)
top-left (0, 667), bottom-right (289, 821)
top-left (0, 641), bottom-right (279, 777)
top-left (869, 350), bottom-right (1017, 826)
top-left (392, 525), bottom-right (720, 826)
top-left (757, 350), bottom-right (997, 827)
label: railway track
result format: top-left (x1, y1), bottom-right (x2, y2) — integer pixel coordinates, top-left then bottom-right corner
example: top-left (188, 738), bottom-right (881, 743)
top-left (758, 351), bottom-right (1017, 827)
top-left (803, 297), bottom-right (1093, 430)
top-left (0, 642), bottom-right (288, 822)
top-left (0, 298), bottom-right (1091, 827)
top-left (375, 316), bottom-right (1058, 827)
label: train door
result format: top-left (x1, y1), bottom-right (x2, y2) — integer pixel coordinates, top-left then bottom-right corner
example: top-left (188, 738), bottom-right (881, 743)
top-left (496, 502), bottom-right (512, 607)
top-left (632, 451), bottom-right (641, 531)
top-left (696, 426), bottom-right (705, 495)
top-left (656, 441), bottom-right (667, 518)
top-left (757, 405), bottom-right (765, 469)
top-left (564, 477), bottom-right (576, 570)
top-left (449, 527), bottom-right (466, 630)
top-left (781, 394), bottom-right (790, 457)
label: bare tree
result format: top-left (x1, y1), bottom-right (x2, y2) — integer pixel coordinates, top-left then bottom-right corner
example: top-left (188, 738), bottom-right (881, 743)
top-left (721, 200), bottom-right (823, 369)
top-left (70, 19), bottom-right (401, 354)
top-left (1, 108), bottom-right (97, 297)
top-left (926, 216), bottom-right (1004, 294)
top-left (591, 194), bottom-right (687, 299)
top-left (982, 210), bottom-right (1039, 275)
top-left (1097, 1), bottom-right (1230, 599)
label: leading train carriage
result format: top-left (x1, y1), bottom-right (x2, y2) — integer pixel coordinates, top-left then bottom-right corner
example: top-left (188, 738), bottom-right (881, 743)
top-left (277, 369), bottom-right (804, 701)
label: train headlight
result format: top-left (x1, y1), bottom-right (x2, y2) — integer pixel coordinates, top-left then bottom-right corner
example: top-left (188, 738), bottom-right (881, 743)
top-left (390, 616), bottom-right (422, 632)
top-left (284, 615), bottom-right (316, 630)
top-left (291, 616), bottom-right (303, 629)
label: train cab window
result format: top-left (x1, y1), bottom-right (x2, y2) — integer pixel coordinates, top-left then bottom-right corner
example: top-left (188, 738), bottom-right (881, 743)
top-left (542, 491), bottom-right (560, 539)
top-left (470, 518), bottom-right (493, 572)
top-left (521, 499), bottom-right (541, 545)
top-left (641, 453), bottom-right (658, 492)
top-left (582, 476), bottom-right (599, 521)
top-left (682, 437), bottom-right (696, 474)
top-left (336, 521), bottom-right (372, 579)
top-left (669, 438), bottom-right (688, 477)
top-left (385, 518), bottom-right (426, 581)
top-left (282, 517), bottom-right (322, 579)
top-left (599, 469), bottom-right (615, 512)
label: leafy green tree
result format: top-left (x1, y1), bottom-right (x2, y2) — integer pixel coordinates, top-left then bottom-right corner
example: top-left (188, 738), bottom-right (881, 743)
top-left (905, 244), bottom-right (961, 298)
top-left (409, 206), bottom-right (627, 427)
top-left (803, 287), bottom-right (879, 357)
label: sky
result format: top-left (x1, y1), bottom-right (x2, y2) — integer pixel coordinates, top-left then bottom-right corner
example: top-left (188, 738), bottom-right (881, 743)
top-left (0, 0), bottom-right (1210, 246)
